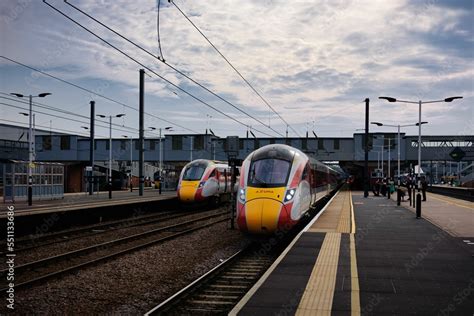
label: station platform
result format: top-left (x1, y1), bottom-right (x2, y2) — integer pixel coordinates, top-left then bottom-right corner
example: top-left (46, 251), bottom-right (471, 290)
top-left (392, 191), bottom-right (473, 238)
top-left (1, 189), bottom-right (176, 218)
top-left (231, 189), bottom-right (474, 315)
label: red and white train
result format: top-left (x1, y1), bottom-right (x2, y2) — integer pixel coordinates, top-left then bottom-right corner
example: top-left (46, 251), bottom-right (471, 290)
top-left (236, 144), bottom-right (342, 234)
top-left (177, 159), bottom-right (234, 204)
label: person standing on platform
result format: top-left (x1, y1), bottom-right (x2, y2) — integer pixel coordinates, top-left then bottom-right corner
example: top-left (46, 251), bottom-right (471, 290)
top-left (406, 177), bottom-right (412, 202)
top-left (421, 176), bottom-right (428, 201)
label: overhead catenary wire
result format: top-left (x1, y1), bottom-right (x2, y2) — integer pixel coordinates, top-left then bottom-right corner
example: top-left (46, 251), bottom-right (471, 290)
top-left (43, 1), bottom-right (275, 138)
top-left (0, 93), bottom-right (142, 135)
top-left (64, 0), bottom-right (284, 138)
top-left (169, 0), bottom-right (301, 137)
top-left (0, 55), bottom-right (198, 134)
top-left (0, 96), bottom-right (137, 135)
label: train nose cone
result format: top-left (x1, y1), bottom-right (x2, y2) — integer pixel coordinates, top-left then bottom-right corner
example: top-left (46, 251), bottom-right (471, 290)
top-left (245, 198), bottom-right (284, 233)
top-left (179, 181), bottom-right (199, 202)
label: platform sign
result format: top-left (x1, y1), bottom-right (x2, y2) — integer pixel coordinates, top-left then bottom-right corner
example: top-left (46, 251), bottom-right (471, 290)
top-left (449, 147), bottom-right (465, 161)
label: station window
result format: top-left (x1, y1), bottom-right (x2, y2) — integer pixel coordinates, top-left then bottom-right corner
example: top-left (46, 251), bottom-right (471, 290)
top-left (239, 139), bottom-right (244, 150)
top-left (120, 140), bottom-right (127, 150)
top-left (334, 139), bottom-right (340, 150)
top-left (172, 136), bottom-right (183, 150)
top-left (254, 139), bottom-right (260, 150)
top-left (106, 140), bottom-right (110, 150)
top-left (318, 139), bottom-right (324, 150)
top-left (194, 136), bottom-right (204, 150)
top-left (60, 136), bottom-right (70, 150)
top-left (301, 138), bottom-right (307, 150)
top-left (135, 140), bottom-right (141, 150)
top-left (269, 139), bottom-right (275, 144)
top-left (149, 140), bottom-right (156, 150)
top-left (42, 136), bottom-right (52, 151)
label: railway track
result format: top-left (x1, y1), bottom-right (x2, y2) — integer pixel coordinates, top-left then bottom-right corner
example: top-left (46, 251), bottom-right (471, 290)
top-left (3, 208), bottom-right (212, 254)
top-left (146, 245), bottom-right (276, 315)
top-left (146, 193), bottom-right (337, 315)
top-left (0, 211), bottom-right (229, 292)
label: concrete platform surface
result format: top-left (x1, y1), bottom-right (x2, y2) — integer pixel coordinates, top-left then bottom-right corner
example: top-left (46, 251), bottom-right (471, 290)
top-left (1, 189), bottom-right (175, 218)
top-left (393, 190), bottom-right (473, 237)
top-left (231, 190), bottom-right (474, 315)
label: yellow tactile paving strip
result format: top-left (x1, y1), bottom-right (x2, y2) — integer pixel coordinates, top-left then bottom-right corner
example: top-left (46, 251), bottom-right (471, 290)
top-left (308, 189), bottom-right (352, 233)
top-left (350, 233), bottom-right (361, 316)
top-left (296, 189), bottom-right (360, 315)
top-left (295, 232), bottom-right (342, 316)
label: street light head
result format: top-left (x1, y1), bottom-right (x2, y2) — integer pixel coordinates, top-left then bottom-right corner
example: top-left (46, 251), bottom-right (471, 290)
top-left (444, 96), bottom-right (463, 102)
top-left (38, 93), bottom-right (51, 98)
top-left (164, 126), bottom-right (173, 130)
top-left (19, 112), bottom-right (29, 116)
top-left (148, 127), bottom-right (156, 130)
top-left (416, 121), bottom-right (428, 126)
top-left (115, 114), bottom-right (125, 118)
top-left (371, 122), bottom-right (383, 126)
top-left (96, 114), bottom-right (106, 118)
top-left (379, 96), bottom-right (397, 102)
top-left (312, 131), bottom-right (318, 138)
top-left (81, 126), bottom-right (89, 130)
top-left (10, 93), bottom-right (24, 98)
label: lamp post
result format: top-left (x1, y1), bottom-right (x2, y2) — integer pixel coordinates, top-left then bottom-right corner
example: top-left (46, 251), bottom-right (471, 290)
top-left (379, 96), bottom-right (462, 191)
top-left (371, 121), bottom-right (428, 187)
top-left (12, 92), bottom-right (51, 206)
top-left (149, 127), bottom-right (173, 192)
top-left (97, 113), bottom-right (125, 199)
top-left (122, 135), bottom-right (133, 192)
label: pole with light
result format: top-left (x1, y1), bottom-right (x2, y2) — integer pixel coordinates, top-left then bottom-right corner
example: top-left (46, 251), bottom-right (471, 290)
top-left (379, 96), bottom-right (462, 217)
top-left (11, 92), bottom-right (51, 206)
top-left (97, 113), bottom-right (125, 199)
top-left (122, 135), bottom-right (133, 192)
top-left (371, 121), bottom-right (428, 188)
top-left (379, 96), bottom-right (462, 191)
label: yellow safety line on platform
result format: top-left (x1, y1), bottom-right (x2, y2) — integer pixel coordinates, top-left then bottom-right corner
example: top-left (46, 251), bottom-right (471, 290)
top-left (350, 191), bottom-right (356, 234)
top-left (427, 193), bottom-right (473, 210)
top-left (296, 232), bottom-right (341, 316)
top-left (350, 233), bottom-right (361, 316)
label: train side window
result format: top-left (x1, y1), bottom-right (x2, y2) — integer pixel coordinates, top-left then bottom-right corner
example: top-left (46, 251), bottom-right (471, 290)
top-left (302, 165), bottom-right (309, 181)
top-left (209, 169), bottom-right (216, 178)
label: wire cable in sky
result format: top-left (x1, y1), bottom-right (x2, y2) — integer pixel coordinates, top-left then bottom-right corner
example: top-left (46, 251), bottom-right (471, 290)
top-left (0, 55), bottom-right (198, 134)
top-left (156, 0), bottom-right (165, 61)
top-left (170, 0), bottom-right (301, 137)
top-left (64, 0), bottom-right (284, 138)
top-left (43, 1), bottom-right (274, 138)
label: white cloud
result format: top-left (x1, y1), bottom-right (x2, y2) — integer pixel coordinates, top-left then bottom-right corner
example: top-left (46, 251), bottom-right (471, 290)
top-left (0, 0), bottom-right (472, 137)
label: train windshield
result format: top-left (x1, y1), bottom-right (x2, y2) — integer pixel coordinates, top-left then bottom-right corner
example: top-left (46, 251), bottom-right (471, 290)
top-left (182, 163), bottom-right (207, 181)
top-left (248, 159), bottom-right (291, 188)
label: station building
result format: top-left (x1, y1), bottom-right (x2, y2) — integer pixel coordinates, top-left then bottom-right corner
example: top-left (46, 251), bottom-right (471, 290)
top-left (0, 123), bottom-right (472, 193)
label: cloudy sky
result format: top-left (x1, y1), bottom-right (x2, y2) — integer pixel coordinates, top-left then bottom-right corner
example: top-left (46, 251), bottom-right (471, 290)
top-left (0, 0), bottom-right (472, 139)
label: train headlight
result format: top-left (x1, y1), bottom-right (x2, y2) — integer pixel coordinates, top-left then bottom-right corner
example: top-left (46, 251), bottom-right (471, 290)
top-left (239, 188), bottom-right (245, 202)
top-left (284, 188), bottom-right (296, 202)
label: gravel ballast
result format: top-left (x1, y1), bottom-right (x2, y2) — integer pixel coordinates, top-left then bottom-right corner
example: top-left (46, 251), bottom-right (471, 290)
top-left (9, 221), bottom-right (250, 315)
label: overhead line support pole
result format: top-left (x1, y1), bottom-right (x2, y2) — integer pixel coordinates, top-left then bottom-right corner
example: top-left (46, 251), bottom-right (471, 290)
top-left (89, 100), bottom-right (95, 195)
top-left (139, 69), bottom-right (145, 196)
top-left (364, 98), bottom-right (369, 198)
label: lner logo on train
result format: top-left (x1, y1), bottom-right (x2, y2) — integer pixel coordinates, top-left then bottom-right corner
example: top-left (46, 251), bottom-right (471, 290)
top-left (237, 144), bottom-right (342, 234)
top-left (177, 159), bottom-right (234, 205)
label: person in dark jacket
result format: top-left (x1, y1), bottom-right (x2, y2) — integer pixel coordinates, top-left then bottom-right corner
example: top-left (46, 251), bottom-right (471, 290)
top-left (421, 176), bottom-right (428, 201)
